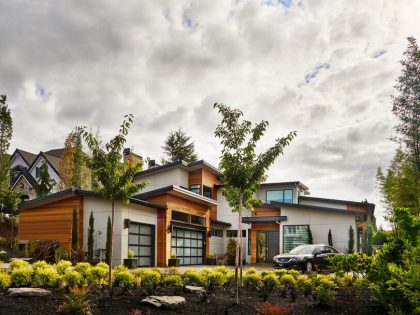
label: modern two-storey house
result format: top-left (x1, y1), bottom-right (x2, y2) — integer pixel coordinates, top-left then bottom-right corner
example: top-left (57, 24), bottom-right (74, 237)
top-left (18, 152), bottom-right (374, 267)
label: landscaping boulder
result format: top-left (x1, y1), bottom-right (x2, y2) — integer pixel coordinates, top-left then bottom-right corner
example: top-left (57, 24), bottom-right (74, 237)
top-left (142, 295), bottom-right (185, 309)
top-left (7, 288), bottom-right (51, 297)
top-left (185, 285), bottom-right (205, 294)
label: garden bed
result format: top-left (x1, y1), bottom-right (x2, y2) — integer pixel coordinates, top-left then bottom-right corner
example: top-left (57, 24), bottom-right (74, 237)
top-left (0, 285), bottom-right (385, 315)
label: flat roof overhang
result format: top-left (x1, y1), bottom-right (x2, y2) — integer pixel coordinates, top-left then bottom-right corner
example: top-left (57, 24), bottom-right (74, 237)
top-left (242, 216), bottom-right (287, 223)
top-left (210, 218), bottom-right (232, 227)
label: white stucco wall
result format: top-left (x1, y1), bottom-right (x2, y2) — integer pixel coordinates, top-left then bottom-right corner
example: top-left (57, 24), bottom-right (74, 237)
top-left (209, 234), bottom-right (224, 256)
top-left (11, 153), bottom-right (28, 169)
top-left (280, 206), bottom-right (356, 253)
top-left (29, 156), bottom-right (61, 193)
top-left (299, 198), bottom-right (347, 210)
top-left (83, 196), bottom-right (159, 266)
top-left (134, 168), bottom-right (189, 194)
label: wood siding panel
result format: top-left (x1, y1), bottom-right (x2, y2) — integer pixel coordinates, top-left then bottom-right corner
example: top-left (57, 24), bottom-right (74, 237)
top-left (19, 196), bottom-right (83, 252)
top-left (202, 169), bottom-right (220, 220)
top-left (250, 223), bottom-right (280, 263)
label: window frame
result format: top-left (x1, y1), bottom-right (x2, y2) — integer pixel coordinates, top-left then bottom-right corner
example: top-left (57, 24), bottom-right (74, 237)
top-left (189, 184), bottom-right (201, 195)
top-left (203, 185), bottom-right (212, 199)
top-left (266, 189), bottom-right (294, 204)
top-left (282, 224), bottom-right (309, 253)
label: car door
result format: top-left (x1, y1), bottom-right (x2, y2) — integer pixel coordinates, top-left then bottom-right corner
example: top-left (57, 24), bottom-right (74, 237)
top-left (316, 246), bottom-right (330, 269)
top-left (312, 246), bottom-right (325, 268)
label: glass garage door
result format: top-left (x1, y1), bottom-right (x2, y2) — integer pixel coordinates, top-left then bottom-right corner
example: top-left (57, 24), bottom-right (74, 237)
top-left (128, 222), bottom-right (154, 267)
top-left (172, 227), bottom-right (205, 265)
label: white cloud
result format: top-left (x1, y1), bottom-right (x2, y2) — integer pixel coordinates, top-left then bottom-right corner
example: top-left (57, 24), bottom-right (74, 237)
top-left (1, 0), bottom-right (419, 228)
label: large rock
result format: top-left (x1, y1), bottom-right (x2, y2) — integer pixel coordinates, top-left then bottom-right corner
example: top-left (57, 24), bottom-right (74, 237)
top-left (142, 295), bottom-right (186, 309)
top-left (7, 288), bottom-right (51, 297)
top-left (185, 285), bottom-right (205, 294)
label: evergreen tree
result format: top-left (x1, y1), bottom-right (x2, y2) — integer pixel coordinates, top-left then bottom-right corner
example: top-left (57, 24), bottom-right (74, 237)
top-left (71, 207), bottom-right (78, 253)
top-left (214, 103), bottom-right (296, 303)
top-left (35, 162), bottom-right (55, 197)
top-left (87, 211), bottom-right (94, 263)
top-left (348, 226), bottom-right (355, 253)
top-left (307, 226), bottom-right (313, 244)
top-left (328, 229), bottom-right (333, 246)
top-left (162, 127), bottom-right (198, 163)
top-left (105, 216), bottom-right (112, 263)
top-left (364, 225), bottom-right (374, 256)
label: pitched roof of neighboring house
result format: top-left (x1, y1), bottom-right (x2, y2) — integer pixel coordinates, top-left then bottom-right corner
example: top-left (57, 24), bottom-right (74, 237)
top-left (134, 160), bottom-right (223, 178)
top-left (18, 188), bottom-right (167, 211)
top-left (134, 185), bottom-right (219, 207)
top-left (44, 148), bottom-right (65, 159)
top-left (41, 151), bottom-right (63, 174)
top-left (13, 149), bottom-right (37, 166)
top-left (12, 170), bottom-right (38, 189)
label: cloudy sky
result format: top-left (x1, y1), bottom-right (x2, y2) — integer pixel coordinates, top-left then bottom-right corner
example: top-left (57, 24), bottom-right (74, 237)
top-left (1, 0), bottom-right (419, 228)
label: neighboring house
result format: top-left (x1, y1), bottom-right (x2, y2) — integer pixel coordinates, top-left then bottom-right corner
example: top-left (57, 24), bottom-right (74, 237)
top-left (18, 153), bottom-right (374, 267)
top-left (10, 148), bottom-right (64, 199)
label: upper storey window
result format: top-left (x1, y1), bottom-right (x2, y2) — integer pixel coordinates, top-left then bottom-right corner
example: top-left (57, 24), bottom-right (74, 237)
top-left (190, 184), bottom-right (201, 195)
top-left (266, 189), bottom-right (293, 204)
top-left (203, 186), bottom-right (212, 198)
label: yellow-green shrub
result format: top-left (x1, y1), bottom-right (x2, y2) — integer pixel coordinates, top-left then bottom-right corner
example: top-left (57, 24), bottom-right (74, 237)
top-left (163, 275), bottom-right (183, 287)
top-left (133, 269), bottom-right (161, 287)
top-left (114, 271), bottom-right (135, 288)
top-left (167, 266), bottom-right (180, 275)
top-left (314, 277), bottom-right (337, 305)
top-left (243, 273), bottom-right (262, 288)
top-left (88, 266), bottom-right (109, 285)
top-left (32, 260), bottom-right (51, 271)
top-left (55, 260), bottom-right (72, 274)
top-left (296, 275), bottom-right (312, 296)
top-left (10, 259), bottom-right (29, 270)
top-left (113, 264), bottom-right (128, 274)
top-left (260, 270), bottom-right (273, 278)
top-left (95, 262), bottom-right (109, 270)
top-left (354, 276), bottom-right (369, 286)
top-left (11, 267), bottom-right (33, 287)
top-left (279, 274), bottom-right (296, 286)
top-left (74, 262), bottom-right (91, 277)
top-left (207, 271), bottom-right (226, 287)
top-left (274, 269), bottom-right (287, 278)
top-left (214, 266), bottom-right (229, 275)
top-left (200, 268), bottom-right (213, 277)
top-left (286, 269), bottom-right (301, 278)
top-left (32, 267), bottom-right (60, 287)
top-left (263, 274), bottom-right (280, 289)
top-left (63, 270), bottom-right (84, 287)
top-left (183, 270), bottom-right (205, 286)
top-left (245, 268), bottom-right (257, 275)
top-left (151, 267), bottom-right (162, 275)
top-left (0, 272), bottom-right (11, 289)
top-left (225, 271), bottom-right (236, 286)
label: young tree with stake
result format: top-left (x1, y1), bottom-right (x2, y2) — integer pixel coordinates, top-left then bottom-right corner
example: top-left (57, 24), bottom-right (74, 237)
top-left (82, 114), bottom-right (147, 287)
top-left (214, 103), bottom-right (296, 303)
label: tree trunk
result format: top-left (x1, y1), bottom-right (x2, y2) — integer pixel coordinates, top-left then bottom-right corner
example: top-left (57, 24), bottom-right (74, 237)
top-left (239, 194), bottom-right (243, 287)
top-left (108, 198), bottom-right (114, 288)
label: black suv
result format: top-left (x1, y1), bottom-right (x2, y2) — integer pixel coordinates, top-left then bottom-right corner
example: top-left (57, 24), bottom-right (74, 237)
top-left (273, 244), bottom-right (341, 272)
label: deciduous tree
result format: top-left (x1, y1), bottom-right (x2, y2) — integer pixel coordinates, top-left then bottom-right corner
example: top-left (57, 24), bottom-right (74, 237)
top-left (214, 103), bottom-right (296, 303)
top-left (82, 114), bottom-right (147, 287)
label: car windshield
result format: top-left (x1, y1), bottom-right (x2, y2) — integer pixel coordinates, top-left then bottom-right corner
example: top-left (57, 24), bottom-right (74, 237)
top-left (289, 245), bottom-right (316, 255)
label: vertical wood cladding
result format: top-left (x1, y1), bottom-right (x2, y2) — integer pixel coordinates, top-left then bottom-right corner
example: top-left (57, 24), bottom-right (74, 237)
top-left (19, 196), bottom-right (83, 252)
top-left (250, 223), bottom-right (279, 263)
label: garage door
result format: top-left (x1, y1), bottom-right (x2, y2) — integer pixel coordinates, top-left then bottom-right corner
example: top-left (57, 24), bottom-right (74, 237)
top-left (171, 227), bottom-right (205, 265)
top-left (128, 222), bottom-right (155, 267)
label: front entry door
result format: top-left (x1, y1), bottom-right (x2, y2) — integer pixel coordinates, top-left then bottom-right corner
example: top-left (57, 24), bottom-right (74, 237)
top-left (257, 230), bottom-right (280, 262)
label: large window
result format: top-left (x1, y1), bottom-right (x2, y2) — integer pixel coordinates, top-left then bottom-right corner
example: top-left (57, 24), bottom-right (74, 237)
top-left (266, 189), bottom-right (293, 204)
top-left (190, 184), bottom-right (201, 195)
top-left (283, 225), bottom-right (309, 253)
top-left (210, 228), bottom-right (223, 237)
top-left (226, 230), bottom-right (246, 238)
top-left (203, 186), bottom-right (212, 198)
top-left (172, 211), bottom-right (206, 226)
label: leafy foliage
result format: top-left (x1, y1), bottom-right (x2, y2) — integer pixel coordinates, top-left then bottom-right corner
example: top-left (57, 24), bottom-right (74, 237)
top-left (162, 127), bottom-right (198, 163)
top-left (183, 270), bottom-right (205, 286)
top-left (279, 275), bottom-right (296, 287)
top-left (0, 272), bottom-right (11, 289)
top-left (10, 259), bottom-right (29, 270)
top-left (225, 238), bottom-right (237, 265)
top-left (87, 265), bottom-right (109, 285)
top-left (262, 273), bottom-right (280, 289)
top-left (163, 275), bottom-right (183, 287)
top-left (58, 286), bottom-right (92, 315)
top-left (63, 270), bottom-right (84, 287)
top-left (55, 260), bottom-right (72, 274)
top-left (11, 267), bottom-right (33, 287)
top-left (0, 94), bottom-right (13, 193)
top-left (114, 270), bottom-right (136, 288)
top-left (243, 273), bottom-right (263, 289)
top-left (206, 271), bottom-right (226, 288)
top-left (32, 267), bottom-right (60, 287)
top-left (74, 262), bottom-right (91, 278)
top-left (55, 247), bottom-right (69, 263)
top-left (132, 269), bottom-right (161, 288)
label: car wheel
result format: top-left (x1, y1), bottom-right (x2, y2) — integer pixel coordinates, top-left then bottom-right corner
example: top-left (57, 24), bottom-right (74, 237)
top-left (305, 261), bottom-right (313, 272)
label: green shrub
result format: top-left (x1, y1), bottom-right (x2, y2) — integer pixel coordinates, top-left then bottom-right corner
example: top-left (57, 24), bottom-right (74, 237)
top-left (114, 271), bottom-right (135, 288)
top-left (262, 274), bottom-right (280, 289)
top-left (113, 264), bottom-right (128, 274)
top-left (151, 267), bottom-right (162, 275)
top-left (32, 260), bottom-right (51, 271)
top-left (10, 259), bottom-right (29, 270)
top-left (133, 269), bottom-right (161, 288)
top-left (57, 286), bottom-right (92, 315)
top-left (200, 267), bottom-right (213, 277)
top-left (245, 267), bottom-right (257, 275)
top-left (354, 276), bottom-right (370, 286)
top-left (0, 250), bottom-right (7, 260)
top-left (87, 265), bottom-right (109, 285)
top-left (11, 267), bottom-right (33, 287)
top-left (183, 270), bottom-right (205, 286)
top-left (163, 275), bottom-right (183, 287)
top-left (279, 274), bottom-right (296, 286)
top-left (315, 278), bottom-right (337, 306)
top-left (55, 260), bottom-right (72, 274)
top-left (214, 266), bottom-right (229, 275)
top-left (63, 270), bottom-right (84, 287)
top-left (54, 246), bottom-right (69, 263)
top-left (274, 269), bottom-right (287, 278)
top-left (32, 267), bottom-right (60, 287)
top-left (74, 262), bottom-right (91, 277)
top-left (207, 271), bottom-right (226, 287)
top-left (243, 273), bottom-right (262, 288)
top-left (0, 272), bottom-right (11, 289)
